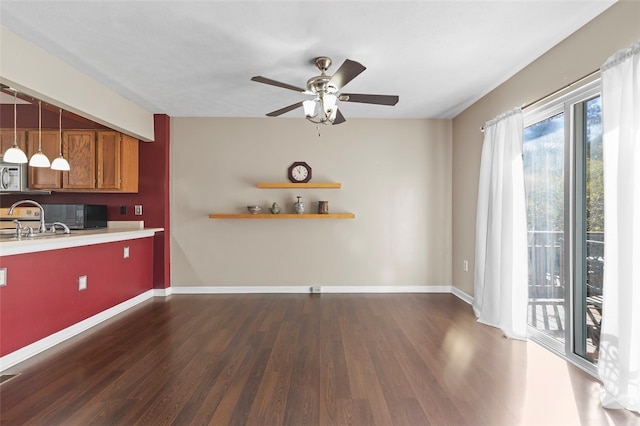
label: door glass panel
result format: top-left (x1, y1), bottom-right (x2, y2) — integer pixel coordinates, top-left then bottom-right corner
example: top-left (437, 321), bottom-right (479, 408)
top-left (524, 112), bottom-right (565, 344)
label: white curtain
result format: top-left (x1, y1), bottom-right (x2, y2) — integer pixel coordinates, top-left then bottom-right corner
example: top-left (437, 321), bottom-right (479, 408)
top-left (598, 40), bottom-right (640, 413)
top-left (473, 108), bottom-right (528, 340)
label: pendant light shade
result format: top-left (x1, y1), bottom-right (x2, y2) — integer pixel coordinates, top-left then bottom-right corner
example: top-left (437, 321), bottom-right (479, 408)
top-left (50, 156), bottom-right (70, 171)
top-left (29, 152), bottom-right (50, 167)
top-left (51, 108), bottom-right (70, 171)
top-left (3, 146), bottom-right (28, 164)
top-left (3, 90), bottom-right (28, 163)
top-left (29, 101), bottom-right (51, 167)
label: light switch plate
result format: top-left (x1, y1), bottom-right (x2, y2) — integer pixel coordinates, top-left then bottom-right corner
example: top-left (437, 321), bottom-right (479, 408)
top-left (134, 205), bottom-right (142, 215)
top-left (0, 268), bottom-right (6, 287)
top-left (123, 246), bottom-right (130, 258)
top-left (78, 275), bottom-right (87, 291)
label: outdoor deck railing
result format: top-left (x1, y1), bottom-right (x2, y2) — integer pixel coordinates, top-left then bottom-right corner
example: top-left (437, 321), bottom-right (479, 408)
top-left (528, 231), bottom-right (604, 358)
top-left (527, 231), bottom-right (604, 300)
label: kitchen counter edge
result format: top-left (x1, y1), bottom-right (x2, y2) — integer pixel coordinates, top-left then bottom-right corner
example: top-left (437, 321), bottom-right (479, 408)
top-left (0, 228), bottom-right (164, 256)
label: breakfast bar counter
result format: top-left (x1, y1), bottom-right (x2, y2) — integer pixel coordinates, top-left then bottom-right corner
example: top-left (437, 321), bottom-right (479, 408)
top-left (0, 226), bottom-right (164, 364)
top-left (0, 227), bottom-right (164, 256)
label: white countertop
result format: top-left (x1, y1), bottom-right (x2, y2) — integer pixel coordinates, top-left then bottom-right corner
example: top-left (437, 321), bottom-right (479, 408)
top-left (0, 227), bottom-right (164, 256)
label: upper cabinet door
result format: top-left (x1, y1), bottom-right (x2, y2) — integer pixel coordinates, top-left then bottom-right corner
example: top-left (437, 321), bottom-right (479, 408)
top-left (118, 133), bottom-right (138, 192)
top-left (27, 130), bottom-right (62, 189)
top-left (96, 131), bottom-right (138, 192)
top-left (63, 130), bottom-right (96, 189)
top-left (96, 131), bottom-right (121, 190)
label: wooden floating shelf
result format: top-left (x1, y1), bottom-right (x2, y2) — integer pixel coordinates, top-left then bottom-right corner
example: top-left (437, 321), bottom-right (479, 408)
top-left (256, 182), bottom-right (342, 189)
top-left (209, 213), bottom-right (355, 219)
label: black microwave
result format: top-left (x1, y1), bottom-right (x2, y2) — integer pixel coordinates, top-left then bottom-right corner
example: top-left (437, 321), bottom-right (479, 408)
top-left (42, 204), bottom-right (108, 229)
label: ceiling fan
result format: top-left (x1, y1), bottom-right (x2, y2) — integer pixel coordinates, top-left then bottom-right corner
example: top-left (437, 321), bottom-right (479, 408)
top-left (251, 56), bottom-right (399, 125)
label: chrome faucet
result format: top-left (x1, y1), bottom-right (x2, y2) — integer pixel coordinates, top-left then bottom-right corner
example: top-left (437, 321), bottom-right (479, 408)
top-left (8, 200), bottom-right (47, 233)
top-left (49, 222), bottom-right (71, 234)
top-left (12, 219), bottom-right (34, 238)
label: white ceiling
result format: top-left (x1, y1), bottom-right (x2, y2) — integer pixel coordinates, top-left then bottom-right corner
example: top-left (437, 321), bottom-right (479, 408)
top-left (0, 1), bottom-right (615, 120)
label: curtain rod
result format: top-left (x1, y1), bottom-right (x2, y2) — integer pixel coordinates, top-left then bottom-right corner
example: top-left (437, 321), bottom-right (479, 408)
top-left (480, 69), bottom-right (600, 132)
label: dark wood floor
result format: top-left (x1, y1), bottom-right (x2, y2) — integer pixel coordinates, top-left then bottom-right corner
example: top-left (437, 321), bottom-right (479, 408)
top-left (1, 294), bottom-right (637, 425)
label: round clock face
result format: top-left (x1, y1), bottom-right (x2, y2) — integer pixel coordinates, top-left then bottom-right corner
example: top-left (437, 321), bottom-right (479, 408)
top-left (288, 162), bottom-right (312, 183)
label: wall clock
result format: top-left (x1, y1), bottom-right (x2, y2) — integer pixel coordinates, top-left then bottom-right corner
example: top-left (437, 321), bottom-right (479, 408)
top-left (288, 162), bottom-right (312, 183)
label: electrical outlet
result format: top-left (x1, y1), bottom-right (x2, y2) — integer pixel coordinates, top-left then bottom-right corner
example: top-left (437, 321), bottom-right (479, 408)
top-left (120, 205), bottom-right (127, 215)
top-left (123, 246), bottom-right (130, 259)
top-left (0, 267), bottom-right (6, 287)
top-left (463, 260), bottom-right (469, 272)
top-left (134, 205), bottom-right (143, 215)
top-left (78, 275), bottom-right (87, 291)
top-left (310, 286), bottom-right (322, 294)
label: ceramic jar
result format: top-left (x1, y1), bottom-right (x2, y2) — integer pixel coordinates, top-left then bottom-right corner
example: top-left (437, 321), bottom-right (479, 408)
top-left (318, 201), bottom-right (329, 214)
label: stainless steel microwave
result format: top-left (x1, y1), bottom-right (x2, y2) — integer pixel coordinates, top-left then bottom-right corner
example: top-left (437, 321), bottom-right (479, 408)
top-left (0, 161), bottom-right (28, 192)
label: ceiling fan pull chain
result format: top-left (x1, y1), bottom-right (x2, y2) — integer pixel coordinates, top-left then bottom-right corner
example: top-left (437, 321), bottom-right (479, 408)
top-left (317, 124), bottom-right (321, 137)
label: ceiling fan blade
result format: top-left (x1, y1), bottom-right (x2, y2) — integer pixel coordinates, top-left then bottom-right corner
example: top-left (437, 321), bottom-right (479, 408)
top-left (266, 101), bottom-right (304, 117)
top-left (251, 76), bottom-right (307, 93)
top-left (329, 59), bottom-right (366, 90)
top-left (332, 109), bottom-right (346, 125)
top-left (339, 93), bottom-right (399, 106)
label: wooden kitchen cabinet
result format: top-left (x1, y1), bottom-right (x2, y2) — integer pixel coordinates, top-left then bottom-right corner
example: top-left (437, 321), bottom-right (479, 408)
top-left (63, 130), bottom-right (96, 189)
top-left (3, 128), bottom-right (139, 192)
top-left (27, 130), bottom-right (63, 189)
top-left (1, 129), bottom-right (26, 158)
top-left (96, 131), bottom-right (138, 192)
top-left (60, 130), bottom-right (138, 192)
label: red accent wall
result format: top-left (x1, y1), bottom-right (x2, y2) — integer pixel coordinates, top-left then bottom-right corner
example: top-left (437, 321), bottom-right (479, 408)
top-left (0, 237), bottom-right (153, 356)
top-left (0, 104), bottom-right (109, 129)
top-left (1, 114), bottom-right (171, 289)
top-left (145, 115), bottom-right (171, 289)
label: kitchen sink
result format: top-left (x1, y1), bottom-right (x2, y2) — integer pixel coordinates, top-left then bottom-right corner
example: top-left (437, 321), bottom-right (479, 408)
top-left (0, 231), bottom-right (76, 240)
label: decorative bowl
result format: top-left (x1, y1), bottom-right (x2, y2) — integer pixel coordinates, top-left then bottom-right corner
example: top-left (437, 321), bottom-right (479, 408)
top-left (247, 205), bottom-right (262, 214)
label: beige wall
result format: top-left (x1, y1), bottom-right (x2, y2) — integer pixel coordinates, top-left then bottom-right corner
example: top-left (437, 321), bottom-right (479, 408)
top-left (171, 117), bottom-right (452, 288)
top-left (452, 1), bottom-right (640, 296)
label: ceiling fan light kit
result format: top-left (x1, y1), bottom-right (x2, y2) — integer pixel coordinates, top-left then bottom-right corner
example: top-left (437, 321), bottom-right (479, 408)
top-left (251, 56), bottom-right (398, 126)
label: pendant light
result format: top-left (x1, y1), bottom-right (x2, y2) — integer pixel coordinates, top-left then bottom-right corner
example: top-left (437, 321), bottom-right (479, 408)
top-left (2, 90), bottom-right (28, 163)
top-left (29, 100), bottom-right (51, 167)
top-left (50, 108), bottom-right (70, 171)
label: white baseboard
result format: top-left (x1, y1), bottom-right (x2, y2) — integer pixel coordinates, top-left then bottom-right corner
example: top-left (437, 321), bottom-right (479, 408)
top-left (0, 290), bottom-right (154, 372)
top-left (152, 287), bottom-right (172, 297)
top-left (451, 286), bottom-right (473, 304)
top-left (171, 285), bottom-right (454, 294)
top-left (323, 285), bottom-right (452, 293)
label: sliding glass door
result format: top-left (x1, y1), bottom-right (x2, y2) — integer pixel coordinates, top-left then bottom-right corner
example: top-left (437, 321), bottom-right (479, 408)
top-left (523, 79), bottom-right (603, 372)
